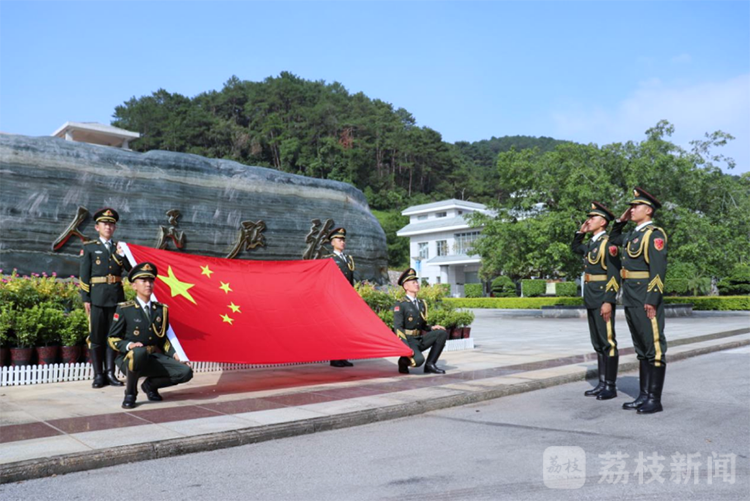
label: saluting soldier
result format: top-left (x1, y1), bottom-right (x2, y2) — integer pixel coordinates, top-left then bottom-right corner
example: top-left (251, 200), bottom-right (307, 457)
top-left (609, 187), bottom-right (668, 414)
top-left (326, 227), bottom-right (355, 368)
top-left (108, 262), bottom-right (193, 409)
top-left (393, 268), bottom-right (448, 375)
top-left (572, 202), bottom-right (622, 400)
top-left (79, 208), bottom-right (132, 388)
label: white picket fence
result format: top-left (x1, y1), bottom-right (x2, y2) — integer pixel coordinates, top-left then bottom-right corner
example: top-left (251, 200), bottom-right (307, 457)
top-left (0, 338), bottom-right (474, 387)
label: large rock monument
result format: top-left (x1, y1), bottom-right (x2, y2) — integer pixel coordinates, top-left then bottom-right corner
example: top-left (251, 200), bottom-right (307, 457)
top-left (0, 134), bottom-right (388, 282)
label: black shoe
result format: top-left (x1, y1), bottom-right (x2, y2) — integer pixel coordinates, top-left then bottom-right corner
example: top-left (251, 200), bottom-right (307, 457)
top-left (122, 394), bottom-right (137, 409)
top-left (105, 347), bottom-right (124, 386)
top-left (398, 357), bottom-right (410, 374)
top-left (141, 379), bottom-right (163, 401)
top-left (90, 347), bottom-right (106, 388)
top-left (597, 354), bottom-right (619, 400)
top-left (92, 374), bottom-right (106, 388)
top-left (585, 353), bottom-right (605, 396)
top-left (424, 363), bottom-right (445, 374)
top-left (638, 364), bottom-right (665, 415)
top-left (330, 360), bottom-right (349, 368)
top-left (623, 360), bottom-right (649, 410)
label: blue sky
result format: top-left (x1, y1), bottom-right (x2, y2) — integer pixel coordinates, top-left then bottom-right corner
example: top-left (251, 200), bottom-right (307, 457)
top-left (2, 1), bottom-right (748, 172)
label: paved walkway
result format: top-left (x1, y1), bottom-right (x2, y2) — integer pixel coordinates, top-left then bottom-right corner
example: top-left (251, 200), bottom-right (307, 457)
top-left (1, 310), bottom-right (748, 482)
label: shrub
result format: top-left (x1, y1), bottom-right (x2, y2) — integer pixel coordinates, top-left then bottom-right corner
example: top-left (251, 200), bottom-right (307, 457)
top-left (455, 310), bottom-right (475, 326)
top-left (437, 283), bottom-right (451, 295)
top-left (664, 296), bottom-right (750, 311)
top-left (13, 307), bottom-right (43, 348)
top-left (521, 279), bottom-right (546, 297)
top-left (0, 305), bottom-right (15, 347)
top-left (464, 283), bottom-right (483, 298)
top-left (445, 297), bottom-right (584, 309)
top-left (37, 304), bottom-right (66, 346)
top-left (717, 264), bottom-right (750, 296)
top-left (555, 282), bottom-right (578, 297)
top-left (665, 279), bottom-right (689, 296)
top-left (60, 309), bottom-right (89, 346)
top-left (491, 276), bottom-right (517, 297)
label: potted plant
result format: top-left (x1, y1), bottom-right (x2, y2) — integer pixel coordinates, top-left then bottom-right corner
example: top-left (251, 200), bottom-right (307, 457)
top-left (12, 306), bottom-right (42, 366)
top-left (36, 304), bottom-right (65, 365)
top-left (458, 310), bottom-right (475, 338)
top-left (60, 309), bottom-right (88, 364)
top-left (0, 305), bottom-right (14, 366)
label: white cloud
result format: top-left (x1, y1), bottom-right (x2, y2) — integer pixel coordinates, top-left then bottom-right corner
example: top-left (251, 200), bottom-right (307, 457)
top-left (670, 53), bottom-right (692, 64)
top-left (551, 74), bottom-right (750, 172)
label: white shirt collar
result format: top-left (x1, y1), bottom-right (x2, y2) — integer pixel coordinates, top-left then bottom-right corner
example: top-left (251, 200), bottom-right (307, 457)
top-left (406, 293), bottom-right (418, 303)
top-left (99, 236), bottom-right (111, 246)
top-left (635, 221), bottom-right (654, 232)
top-left (591, 230), bottom-right (606, 242)
top-left (334, 250), bottom-right (344, 257)
top-left (137, 297), bottom-right (151, 311)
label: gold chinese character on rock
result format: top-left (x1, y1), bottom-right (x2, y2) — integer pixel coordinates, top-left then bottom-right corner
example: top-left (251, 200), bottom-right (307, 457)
top-left (156, 209), bottom-right (186, 250)
top-left (226, 220), bottom-right (267, 259)
top-left (51, 206), bottom-right (90, 251)
top-left (302, 218), bottom-right (334, 260)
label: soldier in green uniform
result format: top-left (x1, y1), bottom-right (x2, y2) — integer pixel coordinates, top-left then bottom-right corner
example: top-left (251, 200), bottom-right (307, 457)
top-left (609, 187), bottom-right (668, 414)
top-left (326, 227), bottom-right (355, 368)
top-left (79, 208), bottom-right (132, 388)
top-left (572, 202), bottom-right (622, 400)
top-left (108, 262), bottom-right (193, 409)
top-left (393, 268), bottom-right (448, 374)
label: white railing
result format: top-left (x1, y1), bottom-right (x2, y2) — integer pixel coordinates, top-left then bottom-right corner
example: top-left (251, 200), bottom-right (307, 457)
top-left (0, 338), bottom-right (474, 386)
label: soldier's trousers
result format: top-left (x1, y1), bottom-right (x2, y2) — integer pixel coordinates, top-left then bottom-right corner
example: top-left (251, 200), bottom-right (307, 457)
top-left (116, 350), bottom-right (193, 386)
top-left (89, 305), bottom-right (116, 349)
top-left (400, 330), bottom-right (448, 367)
top-left (586, 306), bottom-right (618, 356)
top-left (625, 304), bottom-right (667, 367)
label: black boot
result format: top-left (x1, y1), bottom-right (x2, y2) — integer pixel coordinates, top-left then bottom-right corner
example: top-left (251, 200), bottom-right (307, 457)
top-left (90, 346), bottom-right (106, 388)
top-left (623, 360), bottom-right (649, 410)
top-left (424, 342), bottom-right (446, 374)
top-left (142, 377), bottom-right (172, 401)
top-left (638, 364), bottom-right (665, 414)
top-left (597, 354), bottom-right (619, 400)
top-left (105, 347), bottom-right (124, 386)
top-left (398, 357), bottom-right (410, 374)
top-left (122, 370), bottom-right (139, 409)
top-left (585, 352), bottom-right (606, 396)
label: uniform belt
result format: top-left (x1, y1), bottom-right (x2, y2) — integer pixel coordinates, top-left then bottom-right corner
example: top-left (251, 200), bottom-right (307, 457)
top-left (404, 329), bottom-right (422, 336)
top-left (584, 273), bottom-right (607, 283)
top-left (620, 270), bottom-right (649, 279)
top-left (90, 275), bottom-right (122, 284)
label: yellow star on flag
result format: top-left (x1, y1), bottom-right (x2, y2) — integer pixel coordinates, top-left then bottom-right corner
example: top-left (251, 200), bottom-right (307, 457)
top-left (201, 265), bottom-right (214, 278)
top-left (228, 302), bottom-right (241, 313)
top-left (220, 314), bottom-right (234, 325)
top-left (158, 266), bottom-right (197, 304)
top-left (219, 281), bottom-right (232, 294)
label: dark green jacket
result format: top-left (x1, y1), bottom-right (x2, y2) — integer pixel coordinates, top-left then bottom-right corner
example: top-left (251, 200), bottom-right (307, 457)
top-left (393, 297), bottom-right (431, 340)
top-left (79, 239), bottom-right (132, 306)
top-left (571, 232), bottom-right (622, 309)
top-left (327, 253), bottom-right (355, 285)
top-left (609, 221), bottom-right (668, 308)
top-left (107, 300), bottom-right (176, 357)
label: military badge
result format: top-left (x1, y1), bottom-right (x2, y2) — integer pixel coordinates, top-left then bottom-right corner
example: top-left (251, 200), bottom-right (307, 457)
top-left (408, 317), bottom-right (414, 322)
top-left (633, 238), bottom-right (639, 244)
top-left (654, 238), bottom-right (665, 251)
top-left (113, 313), bottom-right (119, 321)
top-left (394, 306), bottom-right (400, 312)
top-left (95, 259), bottom-right (101, 265)
top-left (134, 329), bottom-right (140, 336)
top-left (79, 249), bottom-right (84, 256)
top-left (609, 245), bottom-right (618, 256)
top-left (156, 316), bottom-right (161, 322)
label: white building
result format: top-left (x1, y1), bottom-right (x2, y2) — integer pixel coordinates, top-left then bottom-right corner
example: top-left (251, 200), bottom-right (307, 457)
top-left (396, 199), bottom-right (490, 297)
top-left (52, 122), bottom-right (140, 149)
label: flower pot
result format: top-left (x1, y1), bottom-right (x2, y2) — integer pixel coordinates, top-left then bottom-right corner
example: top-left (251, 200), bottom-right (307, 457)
top-left (61, 346), bottom-right (81, 365)
top-left (0, 346), bottom-right (8, 367)
top-left (462, 327), bottom-right (471, 339)
top-left (449, 327), bottom-right (462, 340)
top-left (10, 347), bottom-right (33, 366)
top-left (36, 345), bottom-right (59, 365)
top-left (83, 346), bottom-right (92, 364)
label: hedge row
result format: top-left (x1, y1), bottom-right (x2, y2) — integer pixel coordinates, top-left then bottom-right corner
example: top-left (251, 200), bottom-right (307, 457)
top-left (555, 282), bottom-right (578, 297)
top-left (445, 297), bottom-right (584, 309)
top-left (521, 279), bottom-right (546, 297)
top-left (664, 296), bottom-right (750, 311)
top-left (464, 283), bottom-right (483, 298)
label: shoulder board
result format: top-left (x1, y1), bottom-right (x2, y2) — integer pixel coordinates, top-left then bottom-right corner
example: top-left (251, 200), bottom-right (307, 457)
top-left (324, 254), bottom-right (335, 258)
top-left (84, 239), bottom-right (98, 245)
top-left (153, 302), bottom-right (167, 309)
top-left (118, 300), bottom-right (136, 308)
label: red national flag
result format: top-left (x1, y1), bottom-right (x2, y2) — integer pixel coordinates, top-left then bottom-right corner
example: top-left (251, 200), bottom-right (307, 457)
top-left (122, 243), bottom-right (411, 364)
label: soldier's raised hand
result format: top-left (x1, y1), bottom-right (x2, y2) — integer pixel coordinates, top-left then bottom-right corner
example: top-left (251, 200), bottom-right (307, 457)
top-left (618, 208), bottom-right (631, 222)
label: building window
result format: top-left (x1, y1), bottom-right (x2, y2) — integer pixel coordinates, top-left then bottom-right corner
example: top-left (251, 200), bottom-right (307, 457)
top-left (436, 211), bottom-right (447, 218)
top-left (436, 240), bottom-right (448, 257)
top-left (417, 215), bottom-right (427, 221)
top-left (436, 276), bottom-right (441, 284)
top-left (458, 210), bottom-right (463, 215)
top-left (418, 242), bottom-right (429, 260)
top-left (454, 231), bottom-right (480, 255)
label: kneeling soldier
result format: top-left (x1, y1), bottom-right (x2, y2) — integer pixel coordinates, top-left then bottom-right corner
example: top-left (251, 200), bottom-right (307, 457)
top-left (572, 202), bottom-right (621, 400)
top-left (108, 262), bottom-right (193, 409)
top-left (393, 268), bottom-right (448, 374)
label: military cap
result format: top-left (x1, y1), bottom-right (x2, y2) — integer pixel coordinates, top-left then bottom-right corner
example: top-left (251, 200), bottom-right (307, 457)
top-left (327, 227), bottom-right (347, 241)
top-left (629, 187), bottom-right (662, 209)
top-left (398, 268), bottom-right (419, 287)
top-left (129, 262), bottom-right (157, 281)
top-left (586, 201), bottom-right (615, 222)
top-left (94, 208), bottom-right (119, 223)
